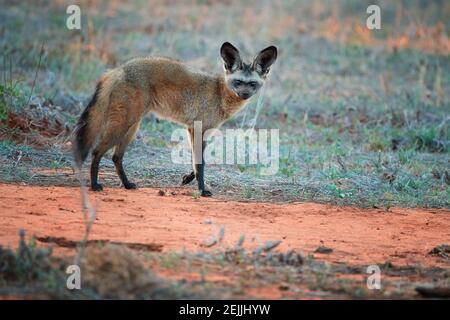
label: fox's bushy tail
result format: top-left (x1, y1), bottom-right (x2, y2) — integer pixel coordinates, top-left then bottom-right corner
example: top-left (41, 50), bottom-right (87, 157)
top-left (73, 82), bottom-right (101, 168)
top-left (73, 69), bottom-right (122, 168)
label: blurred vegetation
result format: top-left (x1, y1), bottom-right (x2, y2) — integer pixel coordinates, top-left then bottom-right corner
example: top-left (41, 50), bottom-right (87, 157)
top-left (0, 0), bottom-right (449, 207)
top-left (0, 230), bottom-right (219, 299)
top-left (1, 230), bottom-right (447, 299)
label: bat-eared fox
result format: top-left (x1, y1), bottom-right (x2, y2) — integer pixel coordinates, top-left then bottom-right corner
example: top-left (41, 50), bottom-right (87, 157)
top-left (73, 42), bottom-right (277, 197)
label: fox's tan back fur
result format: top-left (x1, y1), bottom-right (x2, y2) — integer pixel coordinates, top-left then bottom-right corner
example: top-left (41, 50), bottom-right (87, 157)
top-left (113, 57), bottom-right (246, 128)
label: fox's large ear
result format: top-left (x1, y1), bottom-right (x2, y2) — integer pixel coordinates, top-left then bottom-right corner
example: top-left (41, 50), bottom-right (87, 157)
top-left (253, 46), bottom-right (277, 76)
top-left (220, 42), bottom-right (242, 72)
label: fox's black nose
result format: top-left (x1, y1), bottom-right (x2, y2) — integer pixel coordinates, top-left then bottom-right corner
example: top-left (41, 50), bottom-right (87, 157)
top-left (239, 92), bottom-right (251, 99)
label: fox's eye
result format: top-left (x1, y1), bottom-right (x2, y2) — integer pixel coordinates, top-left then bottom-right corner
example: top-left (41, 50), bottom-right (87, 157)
top-left (248, 81), bottom-right (258, 87)
top-left (233, 80), bottom-right (242, 86)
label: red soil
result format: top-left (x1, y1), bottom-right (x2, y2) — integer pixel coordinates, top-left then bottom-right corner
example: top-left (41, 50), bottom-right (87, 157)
top-left (0, 183), bottom-right (449, 268)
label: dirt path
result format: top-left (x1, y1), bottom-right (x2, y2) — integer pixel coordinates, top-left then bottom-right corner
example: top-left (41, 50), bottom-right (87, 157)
top-left (0, 183), bottom-right (449, 268)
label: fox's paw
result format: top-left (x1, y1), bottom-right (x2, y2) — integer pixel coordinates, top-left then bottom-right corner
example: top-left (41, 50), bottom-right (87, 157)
top-left (181, 172), bottom-right (196, 185)
top-left (201, 190), bottom-right (212, 197)
top-left (124, 182), bottom-right (137, 190)
top-left (91, 183), bottom-right (103, 191)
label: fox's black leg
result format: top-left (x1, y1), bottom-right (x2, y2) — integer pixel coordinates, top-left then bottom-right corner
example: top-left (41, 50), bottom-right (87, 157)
top-left (181, 171), bottom-right (196, 185)
top-left (113, 121), bottom-right (140, 190)
top-left (91, 149), bottom-right (107, 191)
top-left (112, 154), bottom-right (136, 189)
top-left (195, 140), bottom-right (212, 197)
top-left (186, 127), bottom-right (211, 196)
top-left (181, 127), bottom-right (197, 185)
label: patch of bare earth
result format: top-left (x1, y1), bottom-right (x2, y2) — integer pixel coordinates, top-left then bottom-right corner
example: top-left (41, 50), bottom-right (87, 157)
top-left (0, 183), bottom-right (448, 299)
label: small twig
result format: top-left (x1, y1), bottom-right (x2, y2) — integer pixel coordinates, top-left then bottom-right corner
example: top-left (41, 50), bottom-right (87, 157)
top-left (13, 150), bottom-right (23, 168)
top-left (261, 240), bottom-right (282, 252)
top-left (235, 234), bottom-right (245, 248)
top-left (25, 43), bottom-right (45, 108)
top-left (252, 240), bottom-right (282, 256)
top-left (9, 54), bottom-right (13, 108)
top-left (336, 155), bottom-right (347, 173)
top-left (74, 166), bottom-right (97, 266)
top-left (201, 225), bottom-right (225, 248)
top-left (2, 55), bottom-right (6, 88)
top-left (217, 225), bottom-right (225, 243)
top-left (9, 54), bottom-right (12, 89)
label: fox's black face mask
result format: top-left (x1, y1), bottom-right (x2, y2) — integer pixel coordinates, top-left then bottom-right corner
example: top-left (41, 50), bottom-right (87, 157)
top-left (220, 42), bottom-right (277, 100)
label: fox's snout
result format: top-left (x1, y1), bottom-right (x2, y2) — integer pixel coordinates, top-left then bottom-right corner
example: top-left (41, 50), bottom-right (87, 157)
top-left (238, 91), bottom-right (251, 100)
